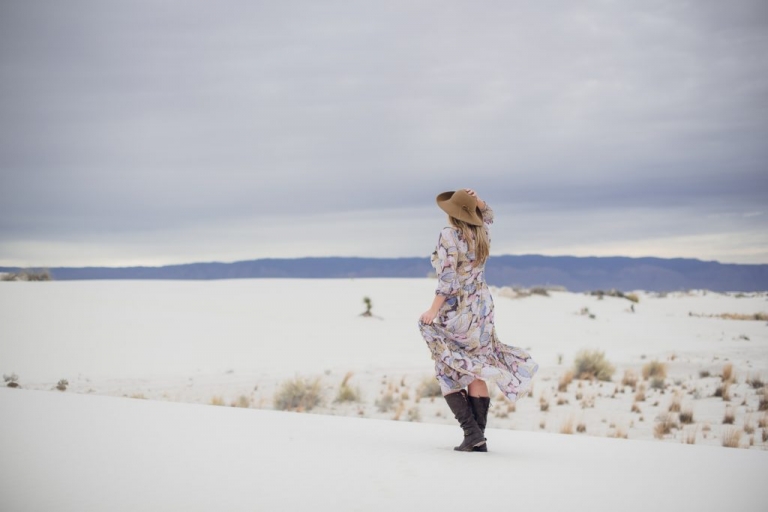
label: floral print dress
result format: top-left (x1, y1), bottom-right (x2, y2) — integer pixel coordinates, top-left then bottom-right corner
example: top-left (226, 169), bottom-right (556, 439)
top-left (419, 205), bottom-right (538, 401)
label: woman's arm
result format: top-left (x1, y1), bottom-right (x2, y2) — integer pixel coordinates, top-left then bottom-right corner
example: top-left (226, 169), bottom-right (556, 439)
top-left (419, 294), bottom-right (446, 324)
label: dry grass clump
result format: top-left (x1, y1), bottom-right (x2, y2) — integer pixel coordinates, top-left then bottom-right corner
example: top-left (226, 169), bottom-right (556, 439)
top-left (274, 376), bottom-right (323, 412)
top-left (747, 374), bottom-right (764, 389)
top-left (210, 396), bottom-right (226, 406)
top-left (631, 403), bottom-right (641, 414)
top-left (743, 416), bottom-right (755, 435)
top-left (642, 360), bottom-right (667, 380)
top-left (649, 377), bottom-right (666, 391)
top-left (558, 370), bottom-right (574, 392)
top-left (231, 395), bottom-right (251, 408)
top-left (56, 379), bottom-right (68, 391)
top-left (576, 422), bottom-right (586, 433)
top-left (721, 427), bottom-right (742, 448)
top-left (417, 377), bottom-right (442, 399)
top-left (759, 388), bottom-right (768, 412)
top-left (714, 381), bottom-right (732, 401)
top-left (699, 370), bottom-right (711, 378)
top-left (335, 372), bottom-right (361, 403)
top-left (723, 406), bottom-right (735, 424)
top-left (634, 384), bottom-right (646, 402)
top-left (718, 312), bottom-right (768, 321)
top-left (573, 349), bottom-right (615, 381)
top-left (679, 406), bottom-right (694, 424)
top-left (721, 363), bottom-right (734, 383)
top-left (559, 416), bottom-right (575, 434)
top-left (621, 370), bottom-right (638, 389)
top-left (668, 392), bottom-right (683, 413)
top-left (682, 426), bottom-right (697, 445)
top-left (539, 395), bottom-right (550, 412)
top-left (375, 391), bottom-right (396, 413)
top-left (407, 406), bottom-right (421, 422)
top-left (653, 413), bottom-right (679, 439)
top-left (759, 413), bottom-right (768, 429)
top-left (609, 425), bottom-right (628, 439)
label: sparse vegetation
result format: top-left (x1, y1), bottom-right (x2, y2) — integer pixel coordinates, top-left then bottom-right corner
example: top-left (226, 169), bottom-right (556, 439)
top-left (559, 416), bottom-right (575, 434)
top-left (417, 377), bottom-right (442, 399)
top-left (621, 370), bottom-right (638, 389)
top-left (1, 268), bottom-right (52, 281)
top-left (642, 360), bottom-right (667, 380)
top-left (688, 312), bottom-right (768, 321)
top-left (723, 406), bottom-right (735, 424)
top-left (668, 392), bottom-right (683, 413)
top-left (722, 363), bottom-right (734, 383)
top-left (759, 388), bottom-right (768, 412)
top-left (654, 413), bottom-right (679, 439)
top-left (335, 372), bottom-right (361, 403)
top-left (573, 349), bottom-right (615, 381)
top-left (721, 427), bottom-right (742, 448)
top-left (376, 391), bottom-right (396, 413)
top-left (274, 376), bottom-right (323, 412)
top-left (56, 379), bottom-right (68, 391)
top-left (650, 377), bottom-right (666, 391)
top-left (407, 406), bottom-right (421, 422)
top-left (682, 426), bottom-right (697, 445)
top-left (360, 297), bottom-right (373, 317)
top-left (699, 370), bottom-right (711, 378)
top-left (558, 370), bottom-right (574, 392)
top-left (714, 381), bottom-right (732, 401)
top-left (232, 395), bottom-right (251, 408)
top-left (747, 374), bottom-right (764, 389)
top-left (634, 384), bottom-right (646, 402)
top-left (576, 422), bottom-right (586, 433)
top-left (210, 396), bottom-right (226, 406)
top-left (679, 407), bottom-right (694, 424)
top-left (3, 373), bottom-right (19, 388)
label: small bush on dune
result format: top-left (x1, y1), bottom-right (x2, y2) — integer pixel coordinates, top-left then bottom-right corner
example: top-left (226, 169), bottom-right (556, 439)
top-left (558, 370), bottom-right (574, 392)
top-left (668, 392), bottom-right (683, 413)
top-left (721, 427), bottom-right (742, 448)
top-left (721, 363), bottom-right (734, 383)
top-left (634, 384), bottom-right (646, 402)
top-left (747, 374), bottom-right (764, 389)
top-left (231, 395), bottom-right (251, 408)
top-left (621, 370), bottom-right (638, 389)
top-left (650, 377), bottom-right (666, 391)
top-left (642, 360), bottom-right (667, 380)
top-left (679, 406), bottom-right (694, 424)
top-left (376, 391), bottom-right (396, 413)
top-left (559, 416), bottom-right (575, 434)
top-left (654, 413), bottom-right (679, 439)
top-left (335, 372), bottom-right (361, 403)
top-left (55, 379), bottom-right (68, 391)
top-left (274, 376), bottom-right (323, 412)
top-left (573, 350), bottom-right (615, 381)
top-left (723, 406), bottom-right (735, 425)
top-left (759, 388), bottom-right (768, 412)
top-left (3, 373), bottom-right (19, 388)
top-left (210, 396), bottom-right (226, 406)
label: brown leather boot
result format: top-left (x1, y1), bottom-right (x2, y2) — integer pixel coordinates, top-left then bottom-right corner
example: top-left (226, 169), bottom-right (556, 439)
top-left (444, 390), bottom-right (486, 452)
top-left (469, 396), bottom-right (491, 452)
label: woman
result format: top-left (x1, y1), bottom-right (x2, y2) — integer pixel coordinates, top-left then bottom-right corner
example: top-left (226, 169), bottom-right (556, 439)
top-left (419, 189), bottom-right (538, 452)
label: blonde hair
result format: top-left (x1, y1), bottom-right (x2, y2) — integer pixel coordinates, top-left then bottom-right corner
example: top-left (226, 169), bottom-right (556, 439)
top-left (449, 216), bottom-right (490, 266)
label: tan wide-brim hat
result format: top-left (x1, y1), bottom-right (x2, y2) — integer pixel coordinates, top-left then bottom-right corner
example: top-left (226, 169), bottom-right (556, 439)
top-left (436, 190), bottom-right (484, 226)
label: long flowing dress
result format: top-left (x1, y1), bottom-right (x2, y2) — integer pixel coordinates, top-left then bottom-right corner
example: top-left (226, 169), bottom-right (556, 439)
top-left (418, 204), bottom-right (538, 401)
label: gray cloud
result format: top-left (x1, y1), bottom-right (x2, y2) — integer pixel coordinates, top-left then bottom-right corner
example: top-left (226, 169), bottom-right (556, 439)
top-left (1, 1), bottom-right (766, 265)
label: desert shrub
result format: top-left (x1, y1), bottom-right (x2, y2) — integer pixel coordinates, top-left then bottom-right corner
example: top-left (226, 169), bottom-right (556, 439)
top-left (743, 416), bottom-right (755, 435)
top-left (621, 370), bottom-right (638, 389)
top-left (699, 370), bottom-right (711, 378)
top-left (721, 428), bottom-right (742, 448)
top-left (56, 379), bottom-right (68, 391)
top-left (530, 287), bottom-right (550, 296)
top-left (650, 376), bottom-right (666, 391)
top-left (558, 370), bottom-right (574, 392)
top-left (375, 391), bottom-right (396, 413)
top-left (759, 413), bottom-right (768, 429)
top-left (559, 416), bottom-right (575, 434)
top-left (539, 395), bottom-right (550, 412)
top-left (631, 403), bottom-right (641, 413)
top-left (642, 360), bottom-right (667, 380)
top-left (759, 388), bottom-right (768, 412)
top-left (722, 363), bottom-right (734, 383)
top-left (679, 407), bottom-right (694, 424)
top-left (407, 406), bottom-right (421, 422)
top-left (634, 383), bottom-right (646, 402)
top-left (573, 349), bottom-right (615, 381)
top-left (625, 293), bottom-right (639, 303)
top-left (3, 373), bottom-right (19, 388)
top-left (274, 376), bottom-right (323, 412)
top-left (576, 422), bottom-right (586, 433)
top-left (335, 372), bottom-right (361, 403)
top-left (668, 392), bottom-right (683, 413)
top-left (747, 374), bottom-right (764, 389)
top-left (1, 269), bottom-right (52, 281)
top-left (714, 381), bottom-right (731, 401)
top-left (210, 396), bottom-right (226, 406)
top-left (723, 406), bottom-right (735, 424)
top-left (417, 377), bottom-right (442, 399)
top-left (682, 427), bottom-right (697, 444)
top-left (609, 425), bottom-right (628, 439)
top-left (231, 395), bottom-right (251, 408)
top-left (654, 413), bottom-right (679, 438)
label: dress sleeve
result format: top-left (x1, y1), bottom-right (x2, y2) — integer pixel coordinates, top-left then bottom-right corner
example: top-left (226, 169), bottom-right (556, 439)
top-left (481, 203), bottom-right (494, 225)
top-left (434, 228), bottom-right (461, 297)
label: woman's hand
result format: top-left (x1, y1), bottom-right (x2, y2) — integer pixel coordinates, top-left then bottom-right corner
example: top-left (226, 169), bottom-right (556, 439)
top-left (420, 308), bottom-right (439, 324)
top-left (465, 189), bottom-right (486, 210)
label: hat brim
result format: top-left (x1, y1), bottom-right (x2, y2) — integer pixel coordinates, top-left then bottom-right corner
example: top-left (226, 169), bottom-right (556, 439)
top-left (436, 190), bottom-right (484, 226)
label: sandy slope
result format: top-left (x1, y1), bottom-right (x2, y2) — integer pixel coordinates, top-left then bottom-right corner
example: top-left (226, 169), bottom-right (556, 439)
top-left (1, 388), bottom-right (766, 512)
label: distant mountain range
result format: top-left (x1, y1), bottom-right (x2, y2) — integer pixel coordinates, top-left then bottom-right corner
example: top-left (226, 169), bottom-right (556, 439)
top-left (2, 255), bottom-right (767, 292)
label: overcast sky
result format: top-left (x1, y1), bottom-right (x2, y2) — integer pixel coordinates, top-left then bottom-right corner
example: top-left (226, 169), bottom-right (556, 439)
top-left (1, 1), bottom-right (767, 267)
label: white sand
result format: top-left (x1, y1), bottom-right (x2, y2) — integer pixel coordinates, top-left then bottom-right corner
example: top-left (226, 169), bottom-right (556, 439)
top-left (2, 279), bottom-right (768, 509)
